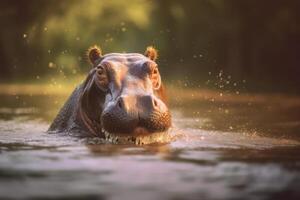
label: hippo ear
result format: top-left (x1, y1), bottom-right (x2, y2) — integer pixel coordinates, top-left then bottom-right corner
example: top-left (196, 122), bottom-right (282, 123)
top-left (87, 45), bottom-right (102, 65)
top-left (144, 46), bottom-right (158, 61)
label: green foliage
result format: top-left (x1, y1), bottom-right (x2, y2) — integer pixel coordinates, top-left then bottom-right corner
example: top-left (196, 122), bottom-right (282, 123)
top-left (0, 0), bottom-right (299, 93)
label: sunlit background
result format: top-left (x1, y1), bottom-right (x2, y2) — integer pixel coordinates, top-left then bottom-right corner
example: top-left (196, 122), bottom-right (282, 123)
top-left (1, 0), bottom-right (300, 94)
top-left (1, 1), bottom-right (300, 200)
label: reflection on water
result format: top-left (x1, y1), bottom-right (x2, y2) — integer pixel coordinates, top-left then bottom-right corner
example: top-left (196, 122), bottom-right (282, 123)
top-left (0, 91), bottom-right (300, 200)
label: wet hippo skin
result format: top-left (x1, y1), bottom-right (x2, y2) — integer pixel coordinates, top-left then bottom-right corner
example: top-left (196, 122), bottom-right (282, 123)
top-left (48, 45), bottom-right (171, 137)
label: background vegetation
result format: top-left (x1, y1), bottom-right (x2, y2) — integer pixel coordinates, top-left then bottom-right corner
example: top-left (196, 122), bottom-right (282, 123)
top-left (0, 0), bottom-right (299, 93)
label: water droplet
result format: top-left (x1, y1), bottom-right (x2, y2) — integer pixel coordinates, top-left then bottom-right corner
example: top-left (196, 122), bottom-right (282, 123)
top-left (218, 71), bottom-right (223, 77)
top-left (48, 62), bottom-right (55, 68)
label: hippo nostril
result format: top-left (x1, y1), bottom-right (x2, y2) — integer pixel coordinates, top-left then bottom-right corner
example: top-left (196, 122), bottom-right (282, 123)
top-left (117, 98), bottom-right (123, 109)
top-left (153, 98), bottom-right (158, 108)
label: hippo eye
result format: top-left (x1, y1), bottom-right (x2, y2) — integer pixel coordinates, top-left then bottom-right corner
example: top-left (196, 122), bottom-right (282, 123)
top-left (95, 65), bottom-right (109, 91)
top-left (96, 66), bottom-right (104, 75)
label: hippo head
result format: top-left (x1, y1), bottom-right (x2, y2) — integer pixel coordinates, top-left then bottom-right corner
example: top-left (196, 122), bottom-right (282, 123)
top-left (78, 45), bottom-right (171, 138)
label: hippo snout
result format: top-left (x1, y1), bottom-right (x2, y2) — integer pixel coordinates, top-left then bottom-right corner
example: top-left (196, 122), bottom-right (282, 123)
top-left (101, 95), bottom-right (171, 135)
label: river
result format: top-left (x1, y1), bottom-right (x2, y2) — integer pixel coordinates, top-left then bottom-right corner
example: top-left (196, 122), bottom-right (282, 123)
top-left (0, 88), bottom-right (300, 200)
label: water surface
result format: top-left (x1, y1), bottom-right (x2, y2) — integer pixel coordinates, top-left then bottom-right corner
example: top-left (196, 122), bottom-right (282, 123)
top-left (0, 90), bottom-right (300, 200)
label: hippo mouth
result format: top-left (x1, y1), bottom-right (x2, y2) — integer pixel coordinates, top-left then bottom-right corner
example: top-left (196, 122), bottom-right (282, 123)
top-left (103, 126), bottom-right (158, 137)
top-left (100, 109), bottom-right (172, 144)
top-left (101, 107), bottom-right (171, 136)
top-left (102, 127), bottom-right (174, 145)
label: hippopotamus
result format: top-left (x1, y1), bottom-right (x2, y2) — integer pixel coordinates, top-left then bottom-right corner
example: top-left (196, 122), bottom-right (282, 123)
top-left (48, 45), bottom-right (171, 140)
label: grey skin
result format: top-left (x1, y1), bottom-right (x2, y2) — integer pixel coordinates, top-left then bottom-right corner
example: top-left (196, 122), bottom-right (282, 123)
top-left (48, 46), bottom-right (171, 138)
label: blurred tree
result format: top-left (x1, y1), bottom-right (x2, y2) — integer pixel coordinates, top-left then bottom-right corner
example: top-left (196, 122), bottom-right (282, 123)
top-left (154, 0), bottom-right (300, 92)
top-left (0, 0), bottom-right (299, 93)
top-left (0, 0), bottom-right (73, 79)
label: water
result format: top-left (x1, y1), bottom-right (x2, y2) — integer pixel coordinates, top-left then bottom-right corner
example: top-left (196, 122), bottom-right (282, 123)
top-left (1, 91), bottom-right (300, 200)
